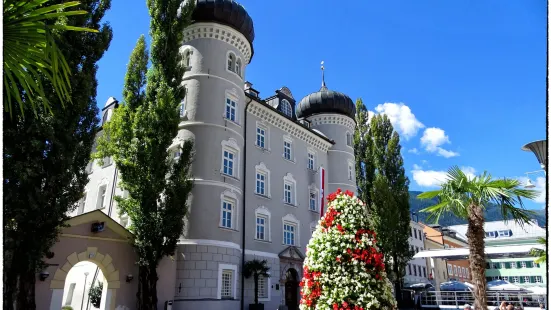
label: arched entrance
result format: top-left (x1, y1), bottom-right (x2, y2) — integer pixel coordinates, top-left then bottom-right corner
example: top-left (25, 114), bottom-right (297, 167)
top-left (49, 248), bottom-right (119, 310)
top-left (61, 261), bottom-right (105, 310)
top-left (285, 268), bottom-right (299, 310)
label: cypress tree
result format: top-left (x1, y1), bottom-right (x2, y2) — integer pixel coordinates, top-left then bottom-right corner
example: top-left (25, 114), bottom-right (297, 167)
top-left (94, 1), bottom-right (195, 308)
top-left (3, 1), bottom-right (113, 309)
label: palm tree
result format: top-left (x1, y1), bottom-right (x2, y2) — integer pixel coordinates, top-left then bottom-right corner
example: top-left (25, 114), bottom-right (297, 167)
top-left (3, 0), bottom-right (97, 118)
top-left (243, 259), bottom-right (270, 309)
top-left (418, 166), bottom-right (538, 310)
top-left (530, 237), bottom-right (547, 264)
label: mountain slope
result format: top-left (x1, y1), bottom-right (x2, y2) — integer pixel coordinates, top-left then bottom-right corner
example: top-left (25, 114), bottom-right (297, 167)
top-left (409, 191), bottom-right (546, 227)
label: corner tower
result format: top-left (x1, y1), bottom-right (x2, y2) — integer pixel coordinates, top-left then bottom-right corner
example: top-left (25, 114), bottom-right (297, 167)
top-left (296, 66), bottom-right (357, 195)
top-left (173, 1), bottom-right (254, 308)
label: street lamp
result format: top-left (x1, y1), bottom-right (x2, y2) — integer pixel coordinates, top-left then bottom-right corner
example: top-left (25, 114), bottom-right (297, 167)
top-left (81, 272), bottom-right (89, 310)
top-left (522, 140), bottom-right (547, 172)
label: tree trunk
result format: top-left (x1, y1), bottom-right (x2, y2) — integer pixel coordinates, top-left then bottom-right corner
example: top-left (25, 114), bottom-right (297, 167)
top-left (16, 264), bottom-right (37, 310)
top-left (137, 265), bottom-right (159, 310)
top-left (254, 274), bottom-right (259, 304)
top-left (466, 204), bottom-right (487, 310)
top-left (392, 255), bottom-right (403, 306)
top-left (4, 256), bottom-right (17, 310)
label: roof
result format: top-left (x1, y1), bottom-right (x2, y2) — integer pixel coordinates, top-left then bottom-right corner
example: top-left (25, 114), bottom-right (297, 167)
top-left (192, 0), bottom-right (255, 47)
top-left (66, 209), bottom-right (133, 239)
top-left (447, 220), bottom-right (545, 242)
top-left (413, 244), bottom-right (544, 260)
top-left (296, 87), bottom-right (356, 120)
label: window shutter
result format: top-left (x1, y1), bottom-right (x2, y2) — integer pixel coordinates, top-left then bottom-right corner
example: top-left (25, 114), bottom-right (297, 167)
top-left (520, 277), bottom-right (525, 284)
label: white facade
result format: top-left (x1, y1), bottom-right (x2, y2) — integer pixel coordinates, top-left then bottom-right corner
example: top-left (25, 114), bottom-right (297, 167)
top-left (405, 221), bottom-right (430, 286)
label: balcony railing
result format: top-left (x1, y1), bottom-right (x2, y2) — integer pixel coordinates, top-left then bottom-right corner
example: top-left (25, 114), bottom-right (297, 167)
top-left (419, 291), bottom-right (547, 310)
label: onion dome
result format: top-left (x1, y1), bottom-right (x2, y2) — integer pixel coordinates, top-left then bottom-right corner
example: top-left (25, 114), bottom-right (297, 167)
top-left (192, 0), bottom-right (255, 45)
top-left (296, 67), bottom-right (355, 120)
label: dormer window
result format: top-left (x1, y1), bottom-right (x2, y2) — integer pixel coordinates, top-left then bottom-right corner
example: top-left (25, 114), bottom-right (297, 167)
top-left (281, 99), bottom-right (293, 117)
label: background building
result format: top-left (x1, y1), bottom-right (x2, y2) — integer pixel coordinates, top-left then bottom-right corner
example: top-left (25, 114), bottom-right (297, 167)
top-left (405, 220), bottom-right (430, 286)
top-left (421, 224), bottom-right (449, 289)
top-left (448, 220), bottom-right (546, 288)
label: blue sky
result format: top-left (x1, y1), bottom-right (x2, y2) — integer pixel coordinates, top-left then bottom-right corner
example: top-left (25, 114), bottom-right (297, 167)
top-left (94, 0), bottom-right (546, 209)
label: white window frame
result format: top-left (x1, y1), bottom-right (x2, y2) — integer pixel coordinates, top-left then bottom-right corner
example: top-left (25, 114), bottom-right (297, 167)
top-left (348, 160), bottom-right (354, 181)
top-left (307, 149), bottom-right (316, 170)
top-left (257, 272), bottom-right (271, 302)
top-left (523, 276), bottom-right (530, 283)
top-left (183, 48), bottom-right (192, 68)
top-left (179, 85), bottom-right (188, 118)
top-left (520, 261), bottom-right (527, 268)
top-left (224, 96), bottom-right (238, 123)
top-left (498, 230), bottom-right (510, 237)
top-left (217, 263), bottom-right (238, 299)
top-left (308, 184), bottom-right (319, 212)
top-left (500, 262), bottom-right (506, 269)
top-left (77, 192), bottom-right (87, 215)
top-left (283, 136), bottom-right (294, 162)
top-left (221, 138), bottom-right (240, 179)
top-left (65, 283), bottom-right (76, 305)
top-left (254, 206), bottom-right (271, 242)
top-left (226, 51), bottom-right (236, 73)
top-left (219, 191), bottom-right (238, 230)
top-left (454, 266), bottom-right (458, 276)
top-left (346, 131), bottom-right (353, 147)
top-left (255, 122), bottom-right (269, 150)
top-left (235, 58), bottom-right (242, 77)
top-left (310, 221), bottom-right (317, 235)
top-left (282, 214), bottom-right (300, 246)
top-left (280, 99), bottom-right (293, 117)
top-left (96, 184), bottom-right (108, 209)
top-left (283, 173), bottom-right (297, 206)
top-left (254, 163), bottom-right (270, 197)
top-left (512, 276), bottom-right (519, 283)
top-left (535, 276), bottom-right (542, 283)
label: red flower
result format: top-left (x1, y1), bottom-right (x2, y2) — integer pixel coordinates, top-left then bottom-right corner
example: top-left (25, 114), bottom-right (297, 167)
top-left (336, 256), bottom-right (341, 262)
top-left (342, 301), bottom-right (348, 308)
top-left (345, 190), bottom-right (354, 197)
top-left (333, 304), bottom-right (339, 310)
top-left (337, 224), bottom-right (345, 234)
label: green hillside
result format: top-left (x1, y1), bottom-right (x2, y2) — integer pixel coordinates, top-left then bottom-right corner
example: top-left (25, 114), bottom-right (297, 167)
top-left (409, 191), bottom-right (547, 227)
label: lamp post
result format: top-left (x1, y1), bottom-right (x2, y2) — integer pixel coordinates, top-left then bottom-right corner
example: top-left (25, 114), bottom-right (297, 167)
top-left (81, 272), bottom-right (89, 310)
top-left (522, 140), bottom-right (547, 174)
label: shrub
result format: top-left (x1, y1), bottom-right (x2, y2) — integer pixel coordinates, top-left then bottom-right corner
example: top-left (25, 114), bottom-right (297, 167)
top-left (89, 281), bottom-right (103, 308)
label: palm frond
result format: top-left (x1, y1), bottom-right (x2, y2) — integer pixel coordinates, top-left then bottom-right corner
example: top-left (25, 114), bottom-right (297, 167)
top-left (417, 190), bottom-right (441, 200)
top-left (3, 0), bottom-right (98, 118)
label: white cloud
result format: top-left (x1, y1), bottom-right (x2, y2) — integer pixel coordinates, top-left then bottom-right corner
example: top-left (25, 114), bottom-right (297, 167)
top-left (517, 176), bottom-right (546, 204)
top-left (373, 103), bottom-right (424, 139)
top-left (412, 164), bottom-right (423, 170)
top-left (411, 166), bottom-right (477, 188)
top-left (420, 127), bottom-right (459, 158)
top-left (408, 148), bottom-right (420, 154)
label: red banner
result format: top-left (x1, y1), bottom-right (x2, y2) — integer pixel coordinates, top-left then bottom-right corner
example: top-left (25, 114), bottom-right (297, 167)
top-left (320, 167), bottom-right (325, 217)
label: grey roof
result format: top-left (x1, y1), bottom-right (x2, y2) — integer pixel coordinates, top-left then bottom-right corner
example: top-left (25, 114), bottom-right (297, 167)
top-left (296, 87), bottom-right (355, 120)
top-left (192, 0), bottom-right (255, 46)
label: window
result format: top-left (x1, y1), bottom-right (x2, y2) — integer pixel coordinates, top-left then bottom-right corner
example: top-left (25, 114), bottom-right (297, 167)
top-left (408, 264), bottom-right (412, 275)
top-left (280, 99), bottom-right (293, 117)
top-left (501, 276), bottom-right (509, 281)
top-left (500, 262), bottom-right (506, 269)
top-left (461, 267), bottom-right (466, 277)
top-left (418, 266), bottom-right (422, 277)
top-left (256, 172), bottom-right (266, 196)
top-left (414, 229), bottom-right (418, 239)
top-left (120, 215), bottom-right (129, 228)
top-left (227, 53), bottom-right (235, 71)
top-left (454, 266), bottom-right (458, 276)
top-left (77, 193), bottom-right (86, 215)
top-left (410, 228), bottom-right (413, 237)
top-left (348, 161), bottom-right (353, 180)
top-left (235, 59), bottom-right (242, 77)
top-left (309, 191), bottom-right (317, 211)
top-left (523, 276), bottom-right (530, 283)
top-left (535, 276), bottom-right (542, 283)
top-left (284, 182), bottom-right (293, 204)
top-left (65, 283), bottom-right (76, 305)
top-left (415, 246), bottom-right (419, 253)
top-left (512, 276), bottom-right (519, 283)
top-left (97, 185), bottom-right (107, 209)
top-left (283, 223), bottom-right (296, 245)
top-left (225, 97), bottom-right (237, 122)
top-left (102, 156), bottom-right (112, 167)
top-left (221, 199), bottom-right (234, 229)
top-left (222, 149), bottom-right (235, 176)
top-left (310, 222), bottom-right (317, 235)
top-left (256, 216), bottom-right (266, 240)
top-left (485, 231), bottom-right (496, 238)
top-left (183, 49), bottom-right (192, 67)
top-left (413, 265), bottom-right (417, 276)
top-left (346, 132), bottom-right (352, 147)
top-left (447, 264), bottom-right (453, 275)
top-left (283, 140), bottom-right (292, 161)
top-left (498, 230), bottom-right (511, 237)
top-left (221, 269), bottom-right (233, 298)
top-left (256, 126), bottom-right (266, 149)
top-left (258, 275), bottom-right (267, 298)
top-left (102, 110), bottom-right (109, 124)
top-left (534, 262), bottom-right (540, 268)
top-left (423, 267), bottom-right (427, 278)
top-left (520, 261), bottom-right (527, 268)
top-left (466, 268), bottom-right (469, 278)
top-left (307, 152), bottom-right (315, 170)
top-left (86, 161), bottom-right (93, 174)
top-left (179, 86), bottom-right (187, 117)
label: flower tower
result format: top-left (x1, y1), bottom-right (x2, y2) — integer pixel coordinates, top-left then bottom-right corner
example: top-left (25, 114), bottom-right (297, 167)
top-left (300, 189), bottom-right (397, 310)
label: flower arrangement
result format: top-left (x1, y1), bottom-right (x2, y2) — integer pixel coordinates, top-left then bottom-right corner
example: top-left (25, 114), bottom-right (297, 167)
top-left (299, 189), bottom-right (397, 310)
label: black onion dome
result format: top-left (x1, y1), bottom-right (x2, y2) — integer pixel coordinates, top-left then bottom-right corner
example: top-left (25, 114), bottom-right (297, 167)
top-left (296, 86), bottom-right (355, 120)
top-left (192, 0), bottom-right (255, 45)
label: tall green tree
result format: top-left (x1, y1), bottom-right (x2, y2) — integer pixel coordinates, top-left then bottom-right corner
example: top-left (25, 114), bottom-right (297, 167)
top-left (3, 0), bottom-right (99, 118)
top-left (418, 166), bottom-right (538, 309)
top-left (3, 0), bottom-right (112, 309)
top-left (94, 1), bottom-right (195, 309)
top-left (354, 102), bottom-right (412, 302)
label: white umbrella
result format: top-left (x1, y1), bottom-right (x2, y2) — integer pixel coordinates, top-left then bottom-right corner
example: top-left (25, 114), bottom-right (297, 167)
top-left (526, 286), bottom-right (547, 294)
top-left (486, 280), bottom-right (526, 291)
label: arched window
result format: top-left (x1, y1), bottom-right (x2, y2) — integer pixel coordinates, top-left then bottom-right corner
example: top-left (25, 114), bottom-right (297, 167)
top-left (235, 58), bottom-right (242, 77)
top-left (346, 132), bottom-right (353, 147)
top-left (183, 49), bottom-right (192, 67)
top-left (280, 99), bottom-right (293, 117)
top-left (227, 53), bottom-right (235, 72)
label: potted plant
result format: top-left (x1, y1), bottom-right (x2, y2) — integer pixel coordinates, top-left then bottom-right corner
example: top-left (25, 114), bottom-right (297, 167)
top-left (243, 259), bottom-right (270, 310)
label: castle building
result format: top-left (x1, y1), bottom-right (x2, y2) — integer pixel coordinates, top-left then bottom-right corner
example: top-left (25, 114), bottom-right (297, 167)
top-left (66, 1), bottom-right (357, 310)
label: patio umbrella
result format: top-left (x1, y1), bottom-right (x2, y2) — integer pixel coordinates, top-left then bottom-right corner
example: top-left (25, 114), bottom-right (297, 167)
top-left (526, 286), bottom-right (547, 294)
top-left (486, 280), bottom-right (526, 292)
top-left (440, 281), bottom-right (472, 292)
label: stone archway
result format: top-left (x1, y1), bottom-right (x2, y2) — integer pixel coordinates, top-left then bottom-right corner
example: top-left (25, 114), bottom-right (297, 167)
top-left (49, 247), bottom-right (120, 310)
